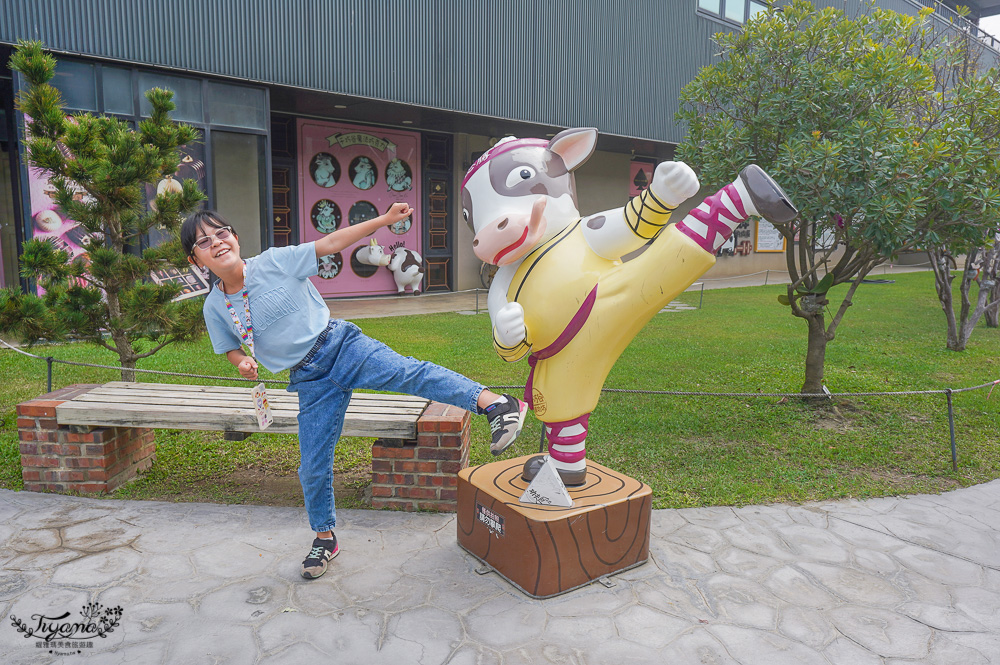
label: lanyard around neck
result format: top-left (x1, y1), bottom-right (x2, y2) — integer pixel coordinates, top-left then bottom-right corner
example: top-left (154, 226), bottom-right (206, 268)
top-left (222, 261), bottom-right (255, 358)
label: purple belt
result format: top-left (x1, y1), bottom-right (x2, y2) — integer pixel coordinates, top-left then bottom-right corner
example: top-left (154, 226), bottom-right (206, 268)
top-left (525, 285), bottom-right (598, 409)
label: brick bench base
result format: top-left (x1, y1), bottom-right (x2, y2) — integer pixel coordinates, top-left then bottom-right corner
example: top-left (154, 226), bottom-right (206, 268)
top-left (16, 385), bottom-right (472, 513)
top-left (370, 402), bottom-right (471, 513)
top-left (16, 385), bottom-right (155, 494)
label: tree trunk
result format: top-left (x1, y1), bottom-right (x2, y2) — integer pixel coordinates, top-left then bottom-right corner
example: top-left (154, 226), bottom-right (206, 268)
top-left (986, 234), bottom-right (1000, 328)
top-left (929, 249), bottom-right (962, 350)
top-left (802, 311), bottom-right (828, 394)
top-left (988, 277), bottom-right (1000, 328)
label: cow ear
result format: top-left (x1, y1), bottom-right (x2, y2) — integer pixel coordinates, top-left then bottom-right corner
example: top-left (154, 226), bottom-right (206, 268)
top-left (548, 128), bottom-right (598, 171)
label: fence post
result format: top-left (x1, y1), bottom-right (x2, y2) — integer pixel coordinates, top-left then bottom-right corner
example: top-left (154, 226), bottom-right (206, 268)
top-left (946, 389), bottom-right (958, 472)
top-left (46, 357), bottom-right (54, 393)
top-left (764, 270), bottom-right (769, 286)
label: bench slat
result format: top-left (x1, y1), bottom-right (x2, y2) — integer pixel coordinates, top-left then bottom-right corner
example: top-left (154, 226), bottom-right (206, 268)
top-left (99, 382), bottom-right (428, 405)
top-left (62, 392), bottom-right (427, 415)
top-left (55, 382), bottom-right (431, 438)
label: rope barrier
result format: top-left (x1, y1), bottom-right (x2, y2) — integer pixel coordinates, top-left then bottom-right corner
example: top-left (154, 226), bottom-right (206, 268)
top-left (5, 335), bottom-right (997, 471)
top-left (0, 338), bottom-right (281, 386)
top-left (4, 337), bottom-right (999, 398)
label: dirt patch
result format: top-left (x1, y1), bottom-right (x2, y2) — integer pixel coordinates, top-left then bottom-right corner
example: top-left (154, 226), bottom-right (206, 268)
top-left (133, 465), bottom-right (372, 508)
top-left (847, 468), bottom-right (962, 492)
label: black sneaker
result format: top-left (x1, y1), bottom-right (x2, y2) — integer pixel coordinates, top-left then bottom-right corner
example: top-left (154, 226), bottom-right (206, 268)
top-left (301, 536), bottom-right (339, 579)
top-left (739, 164), bottom-right (798, 224)
top-left (485, 394), bottom-right (527, 455)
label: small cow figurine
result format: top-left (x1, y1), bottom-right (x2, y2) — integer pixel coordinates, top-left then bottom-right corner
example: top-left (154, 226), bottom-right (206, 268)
top-left (462, 128), bottom-right (797, 486)
top-left (354, 238), bottom-right (391, 267)
top-left (387, 246), bottom-right (424, 295)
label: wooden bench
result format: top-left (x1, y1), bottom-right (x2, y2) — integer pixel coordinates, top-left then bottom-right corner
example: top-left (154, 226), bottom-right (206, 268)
top-left (54, 381), bottom-right (430, 440)
top-left (16, 382), bottom-right (472, 512)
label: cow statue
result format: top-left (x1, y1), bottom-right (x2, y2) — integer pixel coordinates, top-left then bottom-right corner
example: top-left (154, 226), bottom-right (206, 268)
top-left (354, 237), bottom-right (391, 267)
top-left (387, 246), bottom-right (424, 295)
top-left (461, 128), bottom-right (797, 486)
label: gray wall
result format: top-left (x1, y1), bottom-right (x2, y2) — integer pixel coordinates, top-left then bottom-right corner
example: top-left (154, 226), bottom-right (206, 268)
top-left (0, 0), bottom-right (728, 145)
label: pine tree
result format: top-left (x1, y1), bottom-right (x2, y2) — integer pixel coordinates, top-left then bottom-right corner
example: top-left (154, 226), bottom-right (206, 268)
top-left (0, 41), bottom-right (207, 380)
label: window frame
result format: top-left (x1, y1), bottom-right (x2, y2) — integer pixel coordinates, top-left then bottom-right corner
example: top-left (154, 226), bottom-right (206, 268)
top-left (696, 0), bottom-right (769, 27)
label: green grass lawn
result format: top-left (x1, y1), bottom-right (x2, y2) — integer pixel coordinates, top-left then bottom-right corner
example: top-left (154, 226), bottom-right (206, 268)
top-left (2, 270), bottom-right (998, 510)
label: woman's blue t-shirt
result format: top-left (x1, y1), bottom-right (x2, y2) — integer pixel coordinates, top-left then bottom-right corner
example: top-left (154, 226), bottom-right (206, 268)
top-left (203, 242), bottom-right (330, 372)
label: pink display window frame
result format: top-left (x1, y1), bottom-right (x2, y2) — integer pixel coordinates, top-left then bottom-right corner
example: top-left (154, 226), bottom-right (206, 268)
top-left (297, 119), bottom-right (421, 297)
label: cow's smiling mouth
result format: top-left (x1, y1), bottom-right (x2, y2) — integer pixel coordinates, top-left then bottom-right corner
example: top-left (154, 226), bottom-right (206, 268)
top-left (493, 227), bottom-right (529, 265)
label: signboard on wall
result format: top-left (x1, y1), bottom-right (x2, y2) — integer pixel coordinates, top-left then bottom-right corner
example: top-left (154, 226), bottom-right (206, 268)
top-left (629, 159), bottom-right (656, 198)
top-left (755, 219), bottom-right (786, 252)
top-left (297, 120), bottom-right (421, 297)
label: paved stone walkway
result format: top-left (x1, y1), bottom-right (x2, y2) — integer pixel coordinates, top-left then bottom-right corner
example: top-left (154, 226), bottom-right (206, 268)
top-left (2, 480), bottom-right (1000, 664)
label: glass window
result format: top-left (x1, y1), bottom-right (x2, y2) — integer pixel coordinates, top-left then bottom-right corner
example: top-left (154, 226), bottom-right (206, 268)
top-left (749, 1), bottom-right (767, 19)
top-left (698, 0), bottom-right (721, 14)
top-left (206, 81), bottom-right (266, 130)
top-left (211, 131), bottom-right (266, 256)
top-left (51, 60), bottom-right (97, 111)
top-left (102, 66), bottom-right (133, 116)
top-left (138, 72), bottom-right (203, 122)
top-left (724, 0), bottom-right (745, 22)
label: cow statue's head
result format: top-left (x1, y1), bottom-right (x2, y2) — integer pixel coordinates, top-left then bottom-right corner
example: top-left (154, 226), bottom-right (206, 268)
top-left (461, 127), bottom-right (598, 266)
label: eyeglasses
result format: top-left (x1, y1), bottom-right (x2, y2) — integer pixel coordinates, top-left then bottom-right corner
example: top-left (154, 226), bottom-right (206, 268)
top-left (192, 226), bottom-right (233, 252)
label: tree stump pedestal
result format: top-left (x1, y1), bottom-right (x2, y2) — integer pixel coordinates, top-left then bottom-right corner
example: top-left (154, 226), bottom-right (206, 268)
top-left (456, 454), bottom-right (652, 598)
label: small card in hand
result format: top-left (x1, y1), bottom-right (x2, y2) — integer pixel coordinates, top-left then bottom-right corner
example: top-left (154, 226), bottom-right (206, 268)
top-left (252, 383), bottom-right (273, 430)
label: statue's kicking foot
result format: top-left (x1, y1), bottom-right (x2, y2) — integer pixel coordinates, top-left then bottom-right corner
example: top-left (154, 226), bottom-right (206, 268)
top-left (737, 164), bottom-right (798, 224)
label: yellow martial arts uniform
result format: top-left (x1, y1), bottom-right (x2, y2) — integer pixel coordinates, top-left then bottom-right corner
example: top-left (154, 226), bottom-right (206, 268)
top-left (494, 217), bottom-right (714, 422)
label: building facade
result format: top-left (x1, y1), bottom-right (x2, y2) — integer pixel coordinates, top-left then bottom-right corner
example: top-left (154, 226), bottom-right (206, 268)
top-left (0, 0), bottom-right (996, 297)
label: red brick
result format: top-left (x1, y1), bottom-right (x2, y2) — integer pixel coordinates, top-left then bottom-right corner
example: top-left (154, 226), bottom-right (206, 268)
top-left (417, 447), bottom-right (461, 461)
top-left (371, 486), bottom-right (393, 497)
top-left (20, 455), bottom-right (60, 468)
top-left (439, 436), bottom-right (465, 448)
top-left (73, 483), bottom-right (107, 494)
top-left (417, 475), bottom-right (446, 487)
top-left (372, 473), bottom-right (390, 484)
top-left (35, 384), bottom-right (100, 402)
top-left (18, 442), bottom-right (39, 456)
top-left (371, 499), bottom-right (416, 511)
top-left (16, 401), bottom-right (62, 418)
top-left (88, 428), bottom-right (112, 444)
top-left (371, 459), bottom-right (391, 473)
top-left (86, 469), bottom-right (108, 482)
top-left (36, 418), bottom-right (57, 430)
top-left (84, 443), bottom-right (111, 455)
top-left (439, 489), bottom-right (457, 501)
top-left (372, 445), bottom-right (415, 459)
top-left (395, 487), bottom-right (436, 500)
top-left (16, 418), bottom-right (36, 429)
top-left (440, 461), bottom-right (463, 474)
top-left (17, 431), bottom-right (38, 442)
top-left (21, 470), bottom-right (40, 481)
top-left (391, 474), bottom-right (414, 485)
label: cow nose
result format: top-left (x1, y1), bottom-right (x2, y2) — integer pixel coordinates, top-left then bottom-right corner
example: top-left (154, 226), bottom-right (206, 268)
top-left (498, 218), bottom-right (508, 230)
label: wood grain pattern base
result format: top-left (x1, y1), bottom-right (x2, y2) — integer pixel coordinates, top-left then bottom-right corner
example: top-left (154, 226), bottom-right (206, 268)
top-left (457, 455), bottom-right (651, 598)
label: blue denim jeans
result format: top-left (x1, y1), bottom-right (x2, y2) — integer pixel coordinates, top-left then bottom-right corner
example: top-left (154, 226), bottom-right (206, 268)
top-left (286, 319), bottom-right (485, 532)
